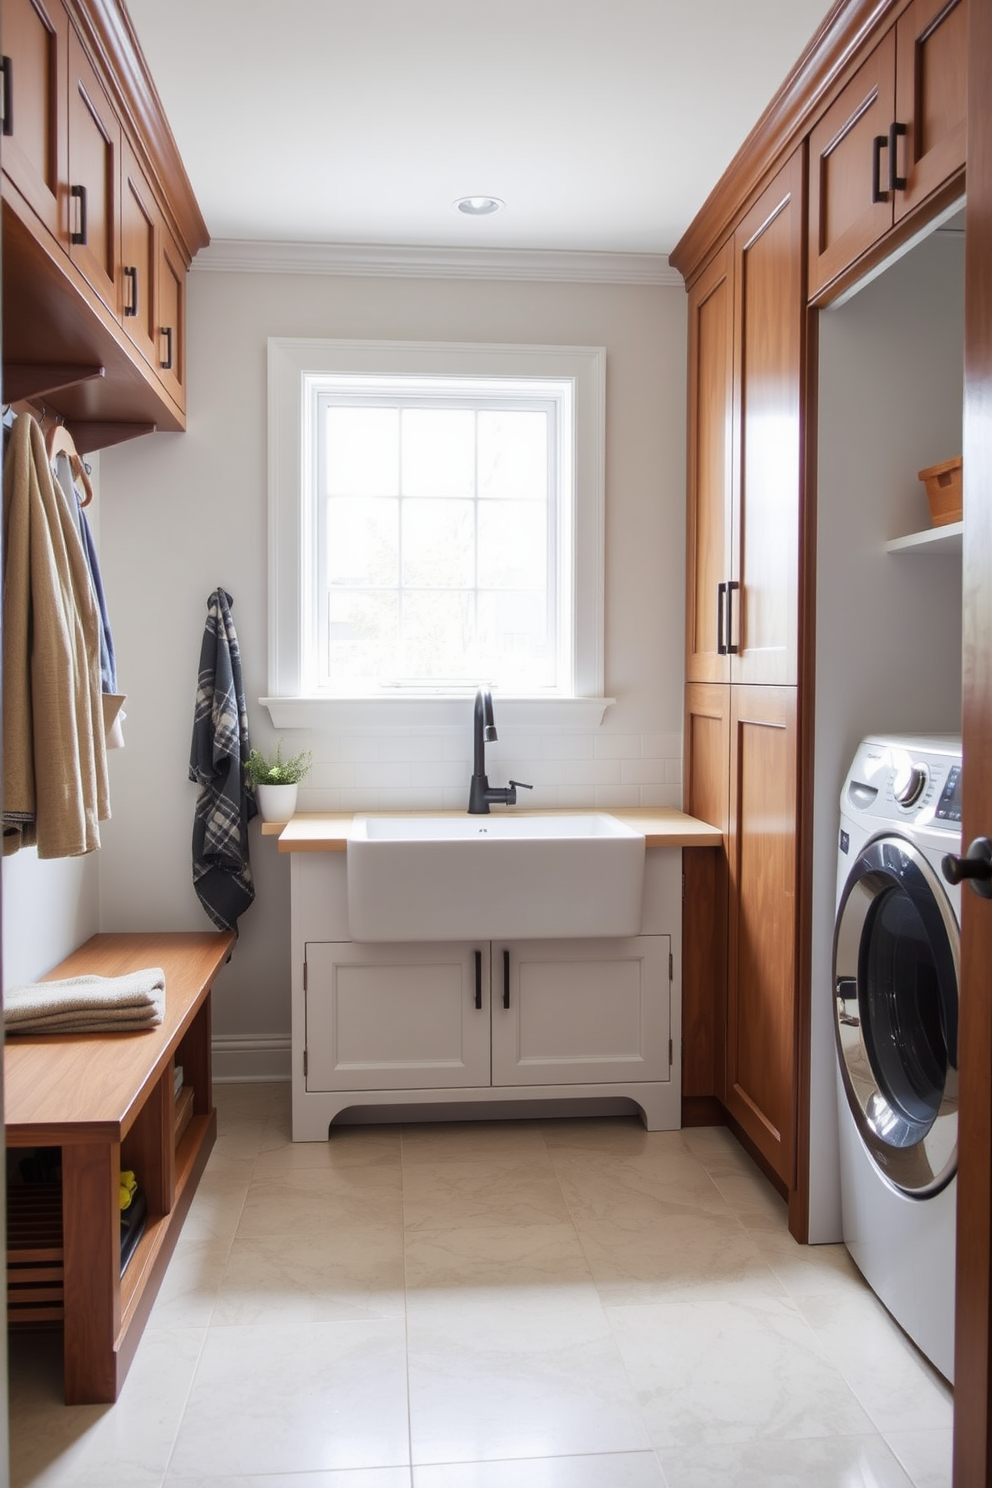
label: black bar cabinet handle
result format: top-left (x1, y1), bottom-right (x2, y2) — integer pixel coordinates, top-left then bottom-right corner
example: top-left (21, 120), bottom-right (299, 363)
top-left (160, 325), bottom-right (173, 371)
top-left (474, 949), bottom-right (482, 1009)
top-left (123, 265), bottom-right (138, 317)
top-left (717, 582), bottom-right (727, 656)
top-left (70, 184), bottom-right (87, 245)
top-left (726, 580), bottom-right (740, 655)
top-left (2, 56), bottom-right (13, 136)
top-left (888, 121), bottom-right (907, 192)
top-left (503, 949), bottom-right (510, 1009)
top-left (871, 134), bottom-right (888, 204)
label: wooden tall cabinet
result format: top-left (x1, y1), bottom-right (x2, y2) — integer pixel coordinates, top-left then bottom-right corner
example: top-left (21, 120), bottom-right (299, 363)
top-left (682, 150), bottom-right (804, 1191)
top-left (675, 0), bottom-right (973, 1231)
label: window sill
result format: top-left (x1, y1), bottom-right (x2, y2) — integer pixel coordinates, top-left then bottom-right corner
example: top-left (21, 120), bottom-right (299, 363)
top-left (260, 696), bottom-right (616, 731)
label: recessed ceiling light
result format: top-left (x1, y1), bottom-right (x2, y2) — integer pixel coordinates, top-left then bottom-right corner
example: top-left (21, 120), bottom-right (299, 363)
top-left (454, 196), bottom-right (504, 216)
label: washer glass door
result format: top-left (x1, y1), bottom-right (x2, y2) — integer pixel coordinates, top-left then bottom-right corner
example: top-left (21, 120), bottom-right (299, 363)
top-left (833, 834), bottom-right (958, 1196)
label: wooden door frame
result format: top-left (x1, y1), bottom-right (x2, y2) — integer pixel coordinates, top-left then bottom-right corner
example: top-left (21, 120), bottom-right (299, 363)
top-left (953, 1), bottom-right (992, 1478)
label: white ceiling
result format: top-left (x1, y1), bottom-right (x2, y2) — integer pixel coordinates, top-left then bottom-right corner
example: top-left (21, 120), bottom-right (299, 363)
top-left (125, 0), bottom-right (836, 261)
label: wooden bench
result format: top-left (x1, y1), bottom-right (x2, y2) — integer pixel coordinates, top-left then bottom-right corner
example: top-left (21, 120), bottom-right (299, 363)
top-left (4, 930), bottom-right (234, 1404)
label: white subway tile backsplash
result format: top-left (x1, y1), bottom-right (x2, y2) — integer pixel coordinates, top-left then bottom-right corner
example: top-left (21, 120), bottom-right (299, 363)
top-left (639, 783), bottom-right (682, 809)
top-left (545, 733), bottom-right (596, 760)
top-left (562, 758), bottom-right (622, 787)
top-left (596, 783), bottom-right (641, 808)
top-left (593, 733), bottom-right (643, 760)
top-left (621, 756), bottom-right (674, 786)
top-left (295, 729), bottom-right (680, 813)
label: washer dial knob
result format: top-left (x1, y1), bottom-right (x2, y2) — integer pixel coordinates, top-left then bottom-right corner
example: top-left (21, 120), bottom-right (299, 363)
top-left (893, 760), bottom-right (927, 808)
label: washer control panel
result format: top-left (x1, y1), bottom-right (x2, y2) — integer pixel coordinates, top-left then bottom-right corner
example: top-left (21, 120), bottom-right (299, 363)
top-left (843, 736), bottom-right (962, 828)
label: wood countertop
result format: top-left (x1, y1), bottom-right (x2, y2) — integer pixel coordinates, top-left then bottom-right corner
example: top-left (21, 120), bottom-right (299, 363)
top-left (265, 808), bottom-right (723, 852)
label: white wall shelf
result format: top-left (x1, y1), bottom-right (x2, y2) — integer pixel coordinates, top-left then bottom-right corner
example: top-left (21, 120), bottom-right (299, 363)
top-left (885, 521), bottom-right (963, 555)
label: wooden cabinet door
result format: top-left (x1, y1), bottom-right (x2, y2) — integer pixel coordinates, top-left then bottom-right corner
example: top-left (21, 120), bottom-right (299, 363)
top-left (686, 239), bottom-right (735, 684)
top-left (731, 151), bottom-right (804, 687)
top-left (725, 685), bottom-right (798, 1186)
top-left (304, 941), bottom-right (491, 1092)
top-left (120, 140), bottom-right (158, 369)
top-left (893, 0), bottom-right (967, 221)
top-left (155, 216), bottom-right (186, 410)
top-left (808, 31), bottom-right (896, 300)
top-left (66, 24), bottom-right (120, 314)
top-left (491, 937), bottom-right (671, 1087)
top-left (683, 683), bottom-right (730, 1104)
top-left (1, 0), bottom-right (68, 244)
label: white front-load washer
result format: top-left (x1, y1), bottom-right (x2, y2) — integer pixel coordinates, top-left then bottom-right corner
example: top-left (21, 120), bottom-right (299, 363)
top-left (833, 735), bottom-right (961, 1382)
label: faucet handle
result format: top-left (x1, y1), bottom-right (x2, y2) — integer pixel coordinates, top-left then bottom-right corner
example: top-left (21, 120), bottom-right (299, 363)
top-left (508, 780), bottom-right (533, 792)
top-left (506, 779), bottom-right (533, 805)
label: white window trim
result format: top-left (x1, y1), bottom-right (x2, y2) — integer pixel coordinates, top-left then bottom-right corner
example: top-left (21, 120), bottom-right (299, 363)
top-left (264, 337), bottom-right (612, 730)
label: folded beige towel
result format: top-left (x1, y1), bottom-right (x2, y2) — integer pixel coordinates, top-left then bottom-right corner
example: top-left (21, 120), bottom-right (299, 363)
top-left (4, 967), bottom-right (165, 1034)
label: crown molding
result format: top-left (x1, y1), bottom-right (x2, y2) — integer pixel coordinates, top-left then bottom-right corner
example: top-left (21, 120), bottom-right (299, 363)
top-left (193, 238), bottom-right (682, 286)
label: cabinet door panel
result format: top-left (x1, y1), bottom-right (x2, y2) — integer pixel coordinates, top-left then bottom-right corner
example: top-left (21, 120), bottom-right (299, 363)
top-left (808, 32), bottom-right (896, 300)
top-left (67, 26), bottom-right (119, 314)
top-left (732, 151), bottom-right (804, 686)
top-left (2, 0), bottom-right (68, 242)
top-left (156, 219), bottom-right (186, 409)
top-left (726, 687), bottom-right (797, 1185)
top-left (686, 240), bottom-right (734, 684)
top-left (894, 0), bottom-right (967, 219)
top-left (683, 683), bottom-right (729, 1102)
top-left (120, 142), bottom-right (158, 369)
top-left (491, 937), bottom-right (671, 1087)
top-left (305, 942), bottom-right (491, 1091)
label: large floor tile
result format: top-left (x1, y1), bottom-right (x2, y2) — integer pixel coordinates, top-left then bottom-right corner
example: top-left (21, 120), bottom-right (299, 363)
top-left (167, 1319), bottom-right (410, 1477)
top-left (540, 1117), bottom-right (686, 1160)
top-left (144, 1236), bottom-right (231, 1331)
top-left (883, 1427), bottom-right (954, 1488)
top-left (407, 1286), bottom-right (650, 1464)
top-left (253, 1126), bottom-right (403, 1177)
top-left (404, 1222), bottom-right (593, 1290)
top-left (213, 1225), bottom-right (405, 1324)
top-left (400, 1120), bottom-right (550, 1165)
top-left (413, 1451), bottom-right (667, 1486)
top-left (236, 1166), bottom-right (403, 1237)
top-left (401, 1158), bottom-right (570, 1231)
top-left (797, 1290), bottom-right (953, 1434)
top-left (9, 1327), bottom-right (205, 1488)
top-left (167, 1471), bottom-right (412, 1487)
top-left (749, 1229), bottom-right (869, 1303)
top-left (556, 1153), bottom-right (730, 1224)
top-left (655, 1433), bottom-right (917, 1487)
top-left (608, 1295), bottom-right (875, 1450)
top-left (576, 1209), bottom-right (788, 1306)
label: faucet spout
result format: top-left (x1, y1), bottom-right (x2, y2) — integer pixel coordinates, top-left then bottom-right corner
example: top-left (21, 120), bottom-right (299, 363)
top-left (468, 686), bottom-right (532, 815)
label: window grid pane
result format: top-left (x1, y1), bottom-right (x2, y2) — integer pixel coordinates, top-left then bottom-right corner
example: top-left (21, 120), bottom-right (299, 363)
top-left (315, 390), bottom-right (558, 691)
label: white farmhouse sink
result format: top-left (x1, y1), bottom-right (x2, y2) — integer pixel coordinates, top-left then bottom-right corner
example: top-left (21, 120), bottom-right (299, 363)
top-left (346, 813), bottom-right (646, 942)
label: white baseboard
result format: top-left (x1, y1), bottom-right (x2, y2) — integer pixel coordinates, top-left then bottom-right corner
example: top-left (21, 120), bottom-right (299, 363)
top-left (212, 1035), bottom-right (292, 1083)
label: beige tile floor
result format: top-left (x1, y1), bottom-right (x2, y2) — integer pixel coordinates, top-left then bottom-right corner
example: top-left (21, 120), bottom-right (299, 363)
top-left (8, 1083), bottom-right (954, 1488)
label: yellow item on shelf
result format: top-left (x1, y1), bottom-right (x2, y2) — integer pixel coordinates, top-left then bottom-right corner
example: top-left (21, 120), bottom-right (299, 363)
top-left (119, 1169), bottom-right (138, 1211)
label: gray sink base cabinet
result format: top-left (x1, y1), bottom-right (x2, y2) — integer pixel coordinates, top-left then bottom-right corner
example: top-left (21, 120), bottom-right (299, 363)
top-left (290, 850), bottom-right (682, 1138)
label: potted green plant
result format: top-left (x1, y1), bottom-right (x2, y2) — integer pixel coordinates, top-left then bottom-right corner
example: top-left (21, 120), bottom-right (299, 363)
top-left (245, 741), bottom-right (313, 823)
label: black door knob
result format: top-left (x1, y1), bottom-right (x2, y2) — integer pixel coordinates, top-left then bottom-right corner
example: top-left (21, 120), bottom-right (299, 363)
top-left (942, 837), bottom-right (992, 898)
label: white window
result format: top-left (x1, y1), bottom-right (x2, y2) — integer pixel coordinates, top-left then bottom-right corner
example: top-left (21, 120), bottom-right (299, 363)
top-left (265, 340), bottom-right (609, 729)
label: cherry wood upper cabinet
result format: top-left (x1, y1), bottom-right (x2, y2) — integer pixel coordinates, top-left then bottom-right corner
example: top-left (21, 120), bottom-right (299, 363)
top-left (725, 685), bottom-right (799, 1187)
top-left (809, 0), bottom-right (967, 300)
top-left (66, 23), bottom-right (119, 317)
top-left (686, 240), bottom-right (735, 684)
top-left (731, 149), bottom-right (804, 687)
top-left (155, 216), bottom-right (186, 409)
top-left (120, 140), bottom-right (158, 371)
top-left (2, 0), bottom-right (69, 245)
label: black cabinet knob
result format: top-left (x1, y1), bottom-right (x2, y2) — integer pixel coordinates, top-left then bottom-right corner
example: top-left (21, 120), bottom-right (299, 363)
top-left (942, 838), bottom-right (992, 898)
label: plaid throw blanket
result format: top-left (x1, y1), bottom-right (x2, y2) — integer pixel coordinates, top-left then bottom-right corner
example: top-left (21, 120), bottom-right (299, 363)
top-left (189, 589), bottom-right (256, 933)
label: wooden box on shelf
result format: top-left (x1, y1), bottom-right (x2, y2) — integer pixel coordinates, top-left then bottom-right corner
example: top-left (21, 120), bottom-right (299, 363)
top-left (919, 457), bottom-right (963, 526)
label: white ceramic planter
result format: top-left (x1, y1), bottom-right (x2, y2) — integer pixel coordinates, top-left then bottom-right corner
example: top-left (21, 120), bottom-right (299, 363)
top-left (255, 782), bottom-right (298, 823)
